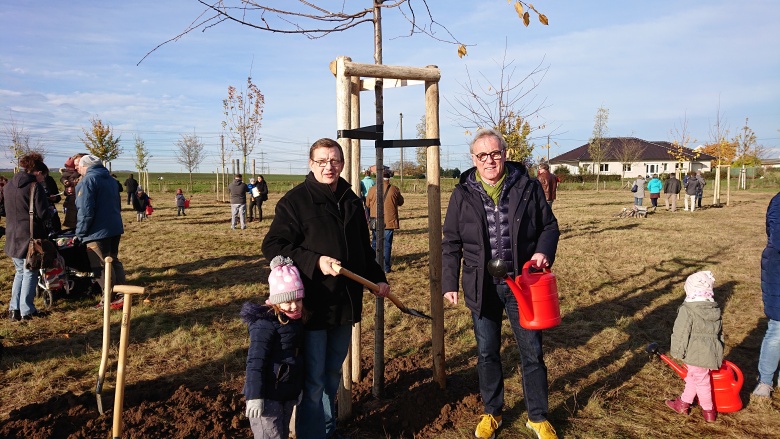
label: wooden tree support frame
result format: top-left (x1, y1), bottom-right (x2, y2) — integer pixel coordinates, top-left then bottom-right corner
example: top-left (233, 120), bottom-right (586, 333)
top-left (332, 56), bottom-right (445, 420)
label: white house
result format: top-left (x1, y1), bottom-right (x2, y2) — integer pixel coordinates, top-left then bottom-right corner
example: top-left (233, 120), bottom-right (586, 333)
top-left (549, 137), bottom-right (716, 177)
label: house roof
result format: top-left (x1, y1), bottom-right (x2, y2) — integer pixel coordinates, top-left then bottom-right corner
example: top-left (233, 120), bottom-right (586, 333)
top-left (549, 137), bottom-right (716, 163)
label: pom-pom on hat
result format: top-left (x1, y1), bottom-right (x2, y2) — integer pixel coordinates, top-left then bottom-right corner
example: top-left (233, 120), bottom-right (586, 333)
top-left (684, 271), bottom-right (715, 302)
top-left (267, 256), bottom-right (305, 305)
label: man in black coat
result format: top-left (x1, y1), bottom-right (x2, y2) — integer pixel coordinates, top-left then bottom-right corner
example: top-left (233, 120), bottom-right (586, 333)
top-left (442, 129), bottom-right (560, 439)
top-left (123, 174), bottom-right (138, 205)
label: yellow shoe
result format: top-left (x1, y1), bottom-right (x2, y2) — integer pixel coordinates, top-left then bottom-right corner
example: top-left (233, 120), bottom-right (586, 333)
top-left (526, 419), bottom-right (558, 439)
top-left (474, 414), bottom-right (502, 439)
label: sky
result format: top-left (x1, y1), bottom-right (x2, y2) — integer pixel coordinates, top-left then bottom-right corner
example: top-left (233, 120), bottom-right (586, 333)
top-left (1, 0), bottom-right (778, 174)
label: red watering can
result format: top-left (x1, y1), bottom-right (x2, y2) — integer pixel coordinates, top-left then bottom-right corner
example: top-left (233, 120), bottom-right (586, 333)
top-left (488, 259), bottom-right (561, 330)
top-left (646, 342), bottom-right (743, 413)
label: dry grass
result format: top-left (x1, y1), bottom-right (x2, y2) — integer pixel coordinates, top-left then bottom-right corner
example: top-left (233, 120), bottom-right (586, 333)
top-left (1, 187), bottom-right (779, 438)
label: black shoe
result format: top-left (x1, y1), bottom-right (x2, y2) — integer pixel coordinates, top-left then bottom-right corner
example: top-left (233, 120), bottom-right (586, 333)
top-left (9, 309), bottom-right (21, 322)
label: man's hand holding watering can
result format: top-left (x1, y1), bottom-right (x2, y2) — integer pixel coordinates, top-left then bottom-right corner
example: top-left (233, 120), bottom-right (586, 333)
top-left (444, 252), bottom-right (550, 305)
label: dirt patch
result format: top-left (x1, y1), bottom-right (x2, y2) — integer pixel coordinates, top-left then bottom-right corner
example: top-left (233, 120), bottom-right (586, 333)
top-left (0, 352), bottom-right (483, 438)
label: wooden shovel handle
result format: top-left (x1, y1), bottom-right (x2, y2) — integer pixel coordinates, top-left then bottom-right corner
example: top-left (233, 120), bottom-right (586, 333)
top-left (113, 285), bottom-right (145, 295)
top-left (331, 263), bottom-right (406, 311)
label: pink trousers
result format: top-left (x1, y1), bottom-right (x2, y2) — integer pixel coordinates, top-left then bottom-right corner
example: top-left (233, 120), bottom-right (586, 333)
top-left (680, 364), bottom-right (714, 410)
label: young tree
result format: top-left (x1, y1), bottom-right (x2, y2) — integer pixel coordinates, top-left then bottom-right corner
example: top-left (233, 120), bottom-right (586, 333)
top-left (81, 117), bottom-right (121, 171)
top-left (668, 113), bottom-right (698, 178)
top-left (134, 134), bottom-right (152, 175)
top-left (414, 115), bottom-right (427, 175)
top-left (2, 115), bottom-right (45, 164)
top-left (499, 113), bottom-right (535, 166)
top-left (615, 137), bottom-right (645, 182)
top-left (175, 132), bottom-right (206, 189)
top-left (588, 106), bottom-right (609, 191)
top-left (222, 76), bottom-right (264, 176)
top-left (732, 118), bottom-right (765, 189)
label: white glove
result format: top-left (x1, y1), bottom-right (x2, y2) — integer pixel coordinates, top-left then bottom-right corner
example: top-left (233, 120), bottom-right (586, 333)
top-left (246, 399), bottom-right (264, 418)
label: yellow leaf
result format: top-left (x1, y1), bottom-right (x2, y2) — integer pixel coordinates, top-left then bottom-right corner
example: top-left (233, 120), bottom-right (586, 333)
top-left (539, 13), bottom-right (549, 25)
top-left (457, 44), bottom-right (467, 58)
top-left (523, 11), bottom-right (530, 27)
top-left (514, 1), bottom-right (524, 18)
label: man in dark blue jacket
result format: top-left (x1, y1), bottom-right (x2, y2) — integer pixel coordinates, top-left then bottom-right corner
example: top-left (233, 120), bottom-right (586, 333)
top-left (754, 192), bottom-right (780, 398)
top-left (443, 128), bottom-right (560, 439)
top-left (75, 155), bottom-right (126, 305)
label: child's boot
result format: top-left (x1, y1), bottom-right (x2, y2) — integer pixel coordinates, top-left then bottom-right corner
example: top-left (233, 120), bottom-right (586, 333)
top-left (665, 397), bottom-right (691, 414)
top-left (702, 409), bottom-right (717, 422)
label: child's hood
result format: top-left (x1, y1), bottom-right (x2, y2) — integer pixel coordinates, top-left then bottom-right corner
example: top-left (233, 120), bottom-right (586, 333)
top-left (683, 301), bottom-right (721, 322)
top-left (240, 302), bottom-right (276, 325)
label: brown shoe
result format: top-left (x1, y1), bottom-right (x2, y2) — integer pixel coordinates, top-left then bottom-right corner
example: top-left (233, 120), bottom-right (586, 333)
top-left (702, 409), bottom-right (717, 422)
top-left (665, 397), bottom-right (690, 414)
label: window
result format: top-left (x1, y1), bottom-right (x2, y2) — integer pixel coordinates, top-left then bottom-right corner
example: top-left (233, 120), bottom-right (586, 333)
top-left (599, 163), bottom-right (609, 172)
top-left (623, 164), bottom-right (632, 172)
top-left (646, 164), bottom-right (658, 174)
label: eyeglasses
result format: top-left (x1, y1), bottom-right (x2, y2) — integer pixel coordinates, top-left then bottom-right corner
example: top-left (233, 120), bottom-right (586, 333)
top-left (473, 150), bottom-right (504, 162)
top-left (312, 159), bottom-right (343, 167)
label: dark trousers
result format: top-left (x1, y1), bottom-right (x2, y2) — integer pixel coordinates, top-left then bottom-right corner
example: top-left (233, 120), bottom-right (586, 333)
top-left (85, 236), bottom-right (126, 298)
top-left (126, 192), bottom-right (133, 205)
top-left (472, 283), bottom-right (549, 422)
top-left (248, 199), bottom-right (263, 221)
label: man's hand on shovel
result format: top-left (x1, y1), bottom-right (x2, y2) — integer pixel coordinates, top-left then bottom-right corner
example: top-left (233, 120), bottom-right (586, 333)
top-left (321, 257), bottom-right (389, 297)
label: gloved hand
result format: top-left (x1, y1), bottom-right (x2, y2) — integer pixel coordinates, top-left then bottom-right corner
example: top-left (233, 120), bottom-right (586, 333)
top-left (246, 399), bottom-right (264, 418)
top-left (72, 236), bottom-right (81, 246)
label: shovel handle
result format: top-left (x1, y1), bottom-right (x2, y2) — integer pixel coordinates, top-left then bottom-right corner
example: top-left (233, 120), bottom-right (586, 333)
top-left (331, 263), bottom-right (406, 311)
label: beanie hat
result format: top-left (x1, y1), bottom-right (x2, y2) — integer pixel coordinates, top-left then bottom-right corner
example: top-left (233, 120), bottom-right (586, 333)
top-left (266, 256), bottom-right (305, 305)
top-left (684, 271), bottom-right (715, 302)
top-left (249, 178), bottom-right (256, 184)
top-left (79, 154), bottom-right (102, 168)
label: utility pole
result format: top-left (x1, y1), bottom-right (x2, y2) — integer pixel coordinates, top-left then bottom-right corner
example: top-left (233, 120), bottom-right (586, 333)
top-left (399, 112), bottom-right (404, 186)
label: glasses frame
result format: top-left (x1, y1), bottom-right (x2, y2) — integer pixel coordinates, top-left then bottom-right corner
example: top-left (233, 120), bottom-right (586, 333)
top-left (473, 149), bottom-right (505, 162)
top-left (312, 159), bottom-right (344, 168)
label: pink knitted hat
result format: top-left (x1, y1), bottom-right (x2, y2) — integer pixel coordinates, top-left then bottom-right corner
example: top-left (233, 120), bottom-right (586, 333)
top-left (267, 256), bottom-right (305, 305)
top-left (684, 271), bottom-right (715, 302)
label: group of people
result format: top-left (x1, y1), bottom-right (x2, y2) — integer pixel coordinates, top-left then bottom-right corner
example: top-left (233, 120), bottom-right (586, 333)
top-left (632, 170), bottom-right (706, 212)
top-left (229, 174), bottom-right (269, 229)
top-left (4, 152), bottom-right (126, 320)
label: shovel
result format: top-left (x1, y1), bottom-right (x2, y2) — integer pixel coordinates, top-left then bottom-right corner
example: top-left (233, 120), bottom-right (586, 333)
top-left (331, 264), bottom-right (432, 320)
top-left (95, 256), bottom-right (114, 414)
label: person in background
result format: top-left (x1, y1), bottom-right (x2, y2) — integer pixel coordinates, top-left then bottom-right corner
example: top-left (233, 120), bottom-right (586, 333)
top-left (229, 174), bottom-right (249, 230)
top-left (360, 169), bottom-right (375, 219)
top-left (111, 174), bottom-right (124, 195)
top-left (537, 163), bottom-right (558, 207)
top-left (753, 191), bottom-right (780, 398)
top-left (132, 187), bottom-right (151, 222)
top-left (683, 171), bottom-right (700, 212)
top-left (124, 173), bottom-right (139, 205)
top-left (75, 154), bottom-right (126, 309)
top-left (175, 188), bottom-right (187, 216)
top-left (663, 173), bottom-right (682, 212)
top-left (5, 153), bottom-right (52, 321)
top-left (247, 178), bottom-right (258, 222)
top-left (0, 175), bottom-right (8, 221)
top-left (695, 170), bottom-right (706, 208)
top-left (442, 129), bottom-right (560, 439)
top-left (633, 174), bottom-right (646, 206)
top-left (647, 173), bottom-right (663, 212)
top-left (665, 271), bottom-right (723, 422)
top-left (262, 138), bottom-right (389, 439)
top-left (366, 169), bottom-right (404, 273)
top-left (60, 154), bottom-right (85, 230)
top-left (242, 256), bottom-right (306, 439)
top-left (251, 175), bottom-right (269, 222)
top-left (37, 162), bottom-right (62, 233)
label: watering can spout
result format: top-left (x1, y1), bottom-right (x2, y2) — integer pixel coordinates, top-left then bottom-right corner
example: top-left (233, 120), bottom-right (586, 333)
top-left (645, 342), bottom-right (688, 379)
top-left (487, 258), bottom-right (534, 320)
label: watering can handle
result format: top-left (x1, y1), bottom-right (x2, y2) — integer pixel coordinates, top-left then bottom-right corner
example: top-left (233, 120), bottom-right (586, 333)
top-left (724, 360), bottom-right (744, 389)
top-left (522, 260), bottom-right (550, 276)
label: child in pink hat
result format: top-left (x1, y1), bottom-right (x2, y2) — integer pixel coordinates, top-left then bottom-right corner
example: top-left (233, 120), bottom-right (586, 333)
top-left (241, 256), bottom-right (306, 438)
top-left (665, 270), bottom-right (724, 422)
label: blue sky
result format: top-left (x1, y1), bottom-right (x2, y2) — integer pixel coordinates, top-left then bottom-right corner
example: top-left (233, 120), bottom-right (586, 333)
top-left (1, 0), bottom-right (778, 174)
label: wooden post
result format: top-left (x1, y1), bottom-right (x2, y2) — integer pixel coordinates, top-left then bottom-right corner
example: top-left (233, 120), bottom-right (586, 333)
top-left (350, 74), bottom-right (362, 385)
top-left (334, 55), bottom-right (353, 421)
top-left (425, 68), bottom-right (445, 389)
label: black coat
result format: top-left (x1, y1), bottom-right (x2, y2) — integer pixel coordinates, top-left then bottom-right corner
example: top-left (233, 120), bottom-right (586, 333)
top-left (241, 303), bottom-right (304, 401)
top-left (3, 172), bottom-right (51, 259)
top-left (442, 162), bottom-right (560, 316)
top-left (763, 192), bottom-right (780, 321)
top-left (124, 177), bottom-right (138, 194)
top-left (262, 173), bottom-right (387, 330)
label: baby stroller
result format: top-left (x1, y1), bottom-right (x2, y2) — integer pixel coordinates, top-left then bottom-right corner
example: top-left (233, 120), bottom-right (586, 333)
top-left (36, 230), bottom-right (99, 309)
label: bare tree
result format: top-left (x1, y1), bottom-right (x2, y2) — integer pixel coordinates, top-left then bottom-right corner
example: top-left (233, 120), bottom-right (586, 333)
top-left (706, 101), bottom-right (730, 204)
top-left (175, 132), bottom-right (207, 189)
top-left (134, 134), bottom-right (152, 175)
top-left (139, 1), bottom-right (548, 64)
top-left (588, 106), bottom-right (609, 191)
top-left (668, 113), bottom-right (698, 178)
top-left (222, 76), bottom-right (264, 175)
top-left (2, 115), bottom-right (45, 164)
top-left (614, 137), bottom-right (645, 182)
top-left (733, 118), bottom-right (762, 189)
top-left (81, 116), bottom-right (122, 171)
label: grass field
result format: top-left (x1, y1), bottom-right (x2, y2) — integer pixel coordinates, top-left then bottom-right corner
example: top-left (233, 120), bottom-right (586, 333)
top-left (1, 184), bottom-right (779, 438)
